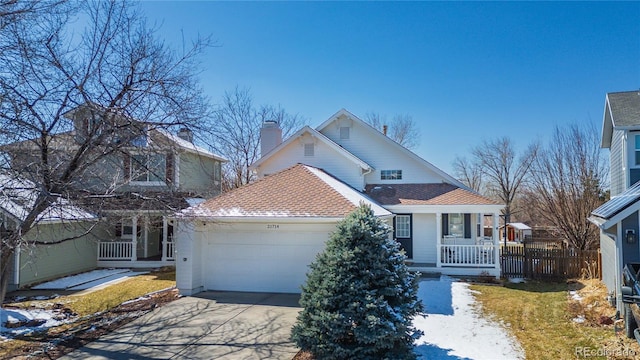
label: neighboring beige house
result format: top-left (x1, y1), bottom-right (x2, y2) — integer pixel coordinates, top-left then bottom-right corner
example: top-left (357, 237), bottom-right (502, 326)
top-left (174, 109), bottom-right (503, 295)
top-left (1, 103), bottom-right (227, 288)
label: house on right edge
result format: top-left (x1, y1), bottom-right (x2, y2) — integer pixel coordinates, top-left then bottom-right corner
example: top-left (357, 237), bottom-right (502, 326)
top-left (589, 90), bottom-right (640, 312)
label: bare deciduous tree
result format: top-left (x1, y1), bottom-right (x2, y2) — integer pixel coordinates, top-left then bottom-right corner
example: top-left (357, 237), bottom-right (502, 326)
top-left (528, 124), bottom-right (608, 250)
top-left (364, 113), bottom-right (420, 150)
top-left (210, 87), bottom-right (305, 190)
top-left (0, 0), bottom-right (213, 303)
top-left (452, 155), bottom-right (484, 192)
top-left (471, 137), bottom-right (539, 221)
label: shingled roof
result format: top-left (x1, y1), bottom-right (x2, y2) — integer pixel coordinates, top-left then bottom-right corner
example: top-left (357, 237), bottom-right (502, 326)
top-left (607, 91), bottom-right (640, 127)
top-left (179, 164), bottom-right (391, 218)
top-left (364, 183), bottom-right (499, 206)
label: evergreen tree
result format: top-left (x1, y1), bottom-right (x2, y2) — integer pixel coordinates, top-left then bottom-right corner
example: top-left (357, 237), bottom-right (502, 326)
top-left (291, 204), bottom-right (424, 360)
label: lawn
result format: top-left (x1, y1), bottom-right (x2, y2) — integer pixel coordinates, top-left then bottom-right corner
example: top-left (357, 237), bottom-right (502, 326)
top-left (0, 267), bottom-right (178, 359)
top-left (471, 279), bottom-right (640, 360)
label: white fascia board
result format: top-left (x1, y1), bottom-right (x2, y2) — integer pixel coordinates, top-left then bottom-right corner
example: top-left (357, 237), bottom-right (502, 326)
top-left (602, 97), bottom-right (613, 148)
top-left (315, 109), bottom-right (469, 190)
top-left (383, 204), bottom-right (504, 214)
top-left (250, 126), bottom-right (372, 171)
top-left (588, 215), bottom-right (607, 228)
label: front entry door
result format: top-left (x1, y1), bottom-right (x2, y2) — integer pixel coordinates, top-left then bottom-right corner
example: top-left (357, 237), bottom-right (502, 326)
top-left (394, 214), bottom-right (413, 259)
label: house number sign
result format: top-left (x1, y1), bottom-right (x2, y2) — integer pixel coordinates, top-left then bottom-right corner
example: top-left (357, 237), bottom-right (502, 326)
top-left (266, 224), bottom-right (280, 229)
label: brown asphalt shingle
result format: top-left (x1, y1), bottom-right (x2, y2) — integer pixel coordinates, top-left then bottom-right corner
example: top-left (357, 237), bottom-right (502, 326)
top-left (364, 183), bottom-right (498, 206)
top-left (182, 164), bottom-right (361, 218)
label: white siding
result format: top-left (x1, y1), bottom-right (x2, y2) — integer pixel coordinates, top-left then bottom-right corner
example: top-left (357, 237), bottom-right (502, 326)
top-left (600, 231), bottom-right (617, 294)
top-left (610, 129), bottom-right (625, 196)
top-left (255, 132), bottom-right (365, 189)
top-left (319, 118), bottom-right (448, 184)
top-left (175, 221), bottom-right (203, 295)
top-left (411, 213), bottom-right (437, 263)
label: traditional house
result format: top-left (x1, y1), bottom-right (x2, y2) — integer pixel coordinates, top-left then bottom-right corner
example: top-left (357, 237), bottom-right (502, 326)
top-left (1, 103), bottom-right (227, 283)
top-left (174, 109), bottom-right (502, 295)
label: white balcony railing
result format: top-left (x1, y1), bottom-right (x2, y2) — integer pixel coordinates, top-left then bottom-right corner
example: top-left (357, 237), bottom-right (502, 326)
top-left (164, 242), bottom-right (175, 261)
top-left (98, 241), bottom-right (133, 260)
top-left (440, 244), bottom-right (496, 267)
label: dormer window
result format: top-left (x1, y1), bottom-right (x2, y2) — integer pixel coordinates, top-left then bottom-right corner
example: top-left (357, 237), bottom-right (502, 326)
top-left (340, 126), bottom-right (350, 140)
top-left (304, 143), bottom-right (314, 157)
top-left (381, 170), bottom-right (402, 180)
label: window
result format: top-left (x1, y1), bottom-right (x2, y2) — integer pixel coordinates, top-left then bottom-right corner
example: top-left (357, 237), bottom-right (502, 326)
top-left (213, 161), bottom-right (222, 183)
top-left (116, 222), bottom-right (133, 239)
top-left (339, 126), bottom-right (350, 140)
top-left (304, 143), bottom-right (314, 157)
top-left (395, 215), bottom-right (411, 238)
top-left (131, 153), bottom-right (166, 183)
top-left (635, 135), bottom-right (640, 166)
top-left (448, 213), bottom-right (464, 237)
top-left (381, 170), bottom-right (402, 180)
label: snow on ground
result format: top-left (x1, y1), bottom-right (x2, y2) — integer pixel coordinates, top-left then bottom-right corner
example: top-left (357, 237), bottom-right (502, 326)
top-left (0, 307), bottom-right (74, 340)
top-left (414, 276), bottom-right (525, 360)
top-left (31, 269), bottom-right (134, 290)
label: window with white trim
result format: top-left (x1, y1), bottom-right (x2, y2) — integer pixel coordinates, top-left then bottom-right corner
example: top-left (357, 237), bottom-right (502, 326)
top-left (304, 143), bottom-right (314, 157)
top-left (381, 169), bottom-right (402, 180)
top-left (131, 153), bottom-right (166, 183)
top-left (448, 213), bottom-right (464, 237)
top-left (395, 215), bottom-right (411, 238)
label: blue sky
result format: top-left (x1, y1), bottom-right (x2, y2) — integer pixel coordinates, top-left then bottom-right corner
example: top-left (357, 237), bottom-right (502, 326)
top-left (139, 1), bottom-right (639, 174)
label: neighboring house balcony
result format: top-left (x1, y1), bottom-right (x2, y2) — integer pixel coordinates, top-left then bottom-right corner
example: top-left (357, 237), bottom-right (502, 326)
top-left (97, 214), bottom-right (175, 268)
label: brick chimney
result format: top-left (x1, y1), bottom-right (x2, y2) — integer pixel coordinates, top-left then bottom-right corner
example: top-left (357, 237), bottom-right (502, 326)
top-left (177, 128), bottom-right (193, 143)
top-left (383, 124), bottom-right (388, 136)
top-left (260, 120), bottom-right (282, 157)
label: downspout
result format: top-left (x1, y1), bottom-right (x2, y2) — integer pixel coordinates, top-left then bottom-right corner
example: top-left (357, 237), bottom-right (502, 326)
top-left (362, 166), bottom-right (373, 191)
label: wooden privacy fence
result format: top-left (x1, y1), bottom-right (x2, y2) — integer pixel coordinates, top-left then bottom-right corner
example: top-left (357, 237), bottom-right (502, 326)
top-left (501, 244), bottom-right (601, 280)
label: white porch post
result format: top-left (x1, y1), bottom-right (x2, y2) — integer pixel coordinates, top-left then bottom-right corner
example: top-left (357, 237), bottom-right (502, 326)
top-left (162, 217), bottom-right (168, 261)
top-left (143, 216), bottom-right (149, 258)
top-left (436, 213), bottom-right (442, 268)
top-left (493, 212), bottom-right (500, 272)
top-left (131, 216), bottom-right (138, 261)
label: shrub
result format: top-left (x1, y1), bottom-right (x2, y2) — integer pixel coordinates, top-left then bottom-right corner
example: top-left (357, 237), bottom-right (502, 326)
top-left (291, 204), bottom-right (424, 359)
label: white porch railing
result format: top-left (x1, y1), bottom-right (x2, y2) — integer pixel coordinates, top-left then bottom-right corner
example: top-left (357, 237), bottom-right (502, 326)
top-left (164, 242), bottom-right (175, 261)
top-left (440, 244), bottom-right (496, 267)
top-left (98, 241), bottom-right (133, 260)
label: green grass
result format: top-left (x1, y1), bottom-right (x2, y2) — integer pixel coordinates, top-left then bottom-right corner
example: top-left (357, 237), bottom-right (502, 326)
top-left (471, 280), bottom-right (640, 360)
top-left (0, 268), bottom-right (176, 358)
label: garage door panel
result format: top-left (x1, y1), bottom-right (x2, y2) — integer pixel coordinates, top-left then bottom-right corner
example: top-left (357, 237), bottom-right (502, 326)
top-left (203, 230), bottom-right (327, 293)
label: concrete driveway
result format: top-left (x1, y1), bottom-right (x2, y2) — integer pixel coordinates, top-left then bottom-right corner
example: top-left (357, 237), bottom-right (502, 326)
top-left (61, 291), bottom-right (302, 360)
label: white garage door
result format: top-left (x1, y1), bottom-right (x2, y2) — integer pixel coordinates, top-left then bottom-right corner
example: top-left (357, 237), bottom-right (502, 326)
top-left (203, 228), bottom-right (328, 293)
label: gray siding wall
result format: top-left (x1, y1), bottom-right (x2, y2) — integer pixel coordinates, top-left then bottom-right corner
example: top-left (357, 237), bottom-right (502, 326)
top-left (18, 222), bottom-right (104, 287)
top-left (621, 212), bottom-right (640, 265)
top-left (610, 129), bottom-right (625, 196)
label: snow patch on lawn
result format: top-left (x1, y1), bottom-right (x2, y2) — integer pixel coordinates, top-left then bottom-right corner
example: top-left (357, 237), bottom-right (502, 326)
top-left (0, 307), bottom-right (75, 340)
top-left (414, 276), bottom-right (524, 360)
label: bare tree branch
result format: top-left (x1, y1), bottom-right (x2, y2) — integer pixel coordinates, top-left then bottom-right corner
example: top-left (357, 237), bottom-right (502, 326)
top-left (364, 112), bottom-right (421, 150)
top-left (528, 124), bottom-right (608, 250)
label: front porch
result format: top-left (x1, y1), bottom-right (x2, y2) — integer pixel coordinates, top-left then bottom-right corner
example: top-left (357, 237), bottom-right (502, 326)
top-left (97, 214), bottom-right (175, 268)
top-left (397, 210), bottom-right (502, 278)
